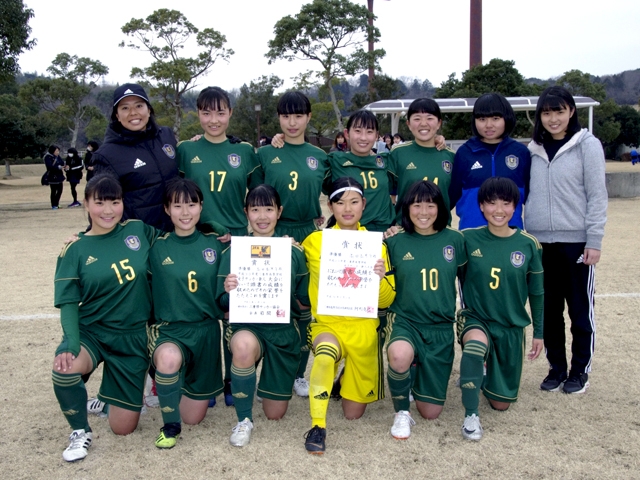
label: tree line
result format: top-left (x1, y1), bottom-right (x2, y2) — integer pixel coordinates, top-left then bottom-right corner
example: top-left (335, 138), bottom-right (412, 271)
top-left (1, 1), bottom-right (639, 163)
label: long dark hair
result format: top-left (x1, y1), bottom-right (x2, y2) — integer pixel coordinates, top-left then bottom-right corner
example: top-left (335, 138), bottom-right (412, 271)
top-left (84, 174), bottom-right (123, 230)
top-left (532, 86), bottom-right (581, 144)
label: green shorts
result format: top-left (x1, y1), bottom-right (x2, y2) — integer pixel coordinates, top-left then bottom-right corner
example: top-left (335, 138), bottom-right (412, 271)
top-left (457, 311), bottom-right (525, 403)
top-left (386, 314), bottom-right (454, 405)
top-left (275, 220), bottom-right (318, 243)
top-left (148, 319), bottom-right (223, 400)
top-left (79, 324), bottom-right (149, 412)
top-left (227, 323), bottom-right (301, 401)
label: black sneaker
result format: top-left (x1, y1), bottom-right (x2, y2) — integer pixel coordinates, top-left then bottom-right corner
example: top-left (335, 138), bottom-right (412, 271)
top-left (540, 370), bottom-right (568, 392)
top-left (563, 372), bottom-right (589, 394)
top-left (304, 425), bottom-right (326, 454)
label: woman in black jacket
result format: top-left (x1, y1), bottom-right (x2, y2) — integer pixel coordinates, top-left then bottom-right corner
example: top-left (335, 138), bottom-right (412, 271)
top-left (65, 147), bottom-right (83, 207)
top-left (83, 141), bottom-right (99, 183)
top-left (44, 145), bottom-right (65, 209)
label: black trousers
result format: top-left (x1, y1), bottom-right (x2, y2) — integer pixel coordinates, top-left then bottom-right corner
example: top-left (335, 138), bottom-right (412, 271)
top-left (49, 183), bottom-right (63, 207)
top-left (541, 242), bottom-right (596, 375)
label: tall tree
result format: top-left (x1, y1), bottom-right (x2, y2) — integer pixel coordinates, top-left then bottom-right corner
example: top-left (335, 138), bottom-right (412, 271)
top-left (0, 0), bottom-right (35, 80)
top-left (230, 75), bottom-right (283, 144)
top-left (120, 9), bottom-right (234, 139)
top-left (266, 0), bottom-right (385, 131)
top-left (19, 53), bottom-right (108, 148)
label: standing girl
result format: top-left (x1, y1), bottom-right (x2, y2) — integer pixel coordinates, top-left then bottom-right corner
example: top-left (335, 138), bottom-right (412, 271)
top-left (301, 177), bottom-right (395, 454)
top-left (254, 92), bottom-right (330, 396)
top-left (457, 177), bottom-right (544, 441)
top-left (147, 178), bottom-right (226, 449)
top-left (389, 98), bottom-right (455, 224)
top-left (219, 184), bottom-right (311, 447)
top-left (65, 147), bottom-right (83, 208)
top-left (449, 93), bottom-right (531, 230)
top-left (44, 145), bottom-right (65, 209)
top-left (52, 174), bottom-right (157, 461)
top-left (525, 86), bottom-right (607, 394)
top-left (384, 180), bottom-right (466, 439)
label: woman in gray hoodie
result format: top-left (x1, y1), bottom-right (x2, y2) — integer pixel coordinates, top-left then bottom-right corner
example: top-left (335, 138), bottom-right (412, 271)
top-left (525, 86), bottom-right (607, 395)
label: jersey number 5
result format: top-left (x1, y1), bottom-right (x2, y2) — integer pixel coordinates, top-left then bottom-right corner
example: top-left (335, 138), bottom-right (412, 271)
top-left (489, 267), bottom-right (501, 290)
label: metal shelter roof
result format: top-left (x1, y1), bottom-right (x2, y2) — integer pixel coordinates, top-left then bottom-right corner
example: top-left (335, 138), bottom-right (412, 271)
top-left (363, 96), bottom-right (600, 134)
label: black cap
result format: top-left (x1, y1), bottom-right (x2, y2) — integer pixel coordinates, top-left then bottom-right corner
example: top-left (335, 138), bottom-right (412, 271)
top-left (113, 83), bottom-right (150, 106)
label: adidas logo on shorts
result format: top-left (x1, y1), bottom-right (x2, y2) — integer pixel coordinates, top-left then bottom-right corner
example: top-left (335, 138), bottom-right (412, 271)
top-left (402, 252), bottom-right (414, 261)
top-left (162, 257), bottom-right (174, 265)
top-left (314, 391), bottom-right (329, 400)
top-left (133, 159), bottom-right (146, 169)
top-left (471, 249), bottom-right (483, 257)
top-left (471, 161), bottom-right (483, 170)
top-left (271, 157), bottom-right (282, 164)
top-left (406, 162), bottom-right (417, 170)
top-left (461, 382), bottom-right (476, 389)
top-left (191, 156), bottom-right (202, 163)
top-left (366, 390), bottom-right (375, 397)
top-left (85, 256), bottom-right (98, 265)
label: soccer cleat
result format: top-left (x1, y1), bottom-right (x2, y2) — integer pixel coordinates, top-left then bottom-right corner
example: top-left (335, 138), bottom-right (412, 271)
top-left (229, 418), bottom-right (254, 447)
top-left (62, 429), bottom-right (92, 462)
top-left (87, 398), bottom-right (105, 415)
top-left (390, 410), bottom-right (416, 440)
top-left (563, 372), bottom-right (589, 394)
top-left (155, 423), bottom-right (181, 449)
top-left (224, 380), bottom-right (234, 407)
top-left (540, 370), bottom-right (568, 392)
top-left (304, 425), bottom-right (326, 454)
top-left (68, 201), bottom-right (81, 208)
top-left (293, 377), bottom-right (310, 397)
top-left (461, 414), bottom-right (483, 441)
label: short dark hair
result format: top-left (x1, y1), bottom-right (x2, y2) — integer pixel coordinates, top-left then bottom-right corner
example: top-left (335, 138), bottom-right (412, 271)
top-left (277, 91), bottom-right (311, 115)
top-left (346, 110), bottom-right (379, 132)
top-left (532, 86), bottom-right (581, 144)
top-left (67, 148), bottom-right (78, 156)
top-left (477, 177), bottom-right (520, 206)
top-left (48, 145), bottom-right (59, 155)
top-left (393, 133), bottom-right (404, 142)
top-left (197, 86), bottom-right (232, 111)
top-left (400, 180), bottom-right (448, 233)
top-left (246, 184), bottom-right (282, 209)
top-left (326, 176), bottom-right (365, 228)
top-left (471, 93), bottom-right (516, 138)
top-left (163, 177), bottom-right (203, 208)
top-left (407, 98), bottom-right (442, 121)
top-left (87, 141), bottom-right (99, 151)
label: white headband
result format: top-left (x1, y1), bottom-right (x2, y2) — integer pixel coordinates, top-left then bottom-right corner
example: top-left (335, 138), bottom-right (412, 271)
top-left (330, 186), bottom-right (363, 200)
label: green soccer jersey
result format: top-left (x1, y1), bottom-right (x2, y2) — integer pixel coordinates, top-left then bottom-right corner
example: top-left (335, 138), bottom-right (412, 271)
top-left (388, 141), bottom-right (455, 223)
top-left (217, 236), bottom-right (310, 322)
top-left (149, 230), bottom-right (225, 323)
top-left (326, 151), bottom-right (395, 229)
top-left (254, 143), bottom-right (330, 225)
top-left (385, 228), bottom-right (466, 325)
top-left (54, 220), bottom-right (158, 330)
top-left (461, 226), bottom-right (544, 329)
top-left (177, 138), bottom-right (260, 231)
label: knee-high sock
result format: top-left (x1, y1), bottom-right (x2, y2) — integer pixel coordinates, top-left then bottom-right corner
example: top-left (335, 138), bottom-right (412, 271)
top-left (309, 342), bottom-right (339, 428)
top-left (230, 364), bottom-right (256, 422)
top-left (460, 340), bottom-right (487, 417)
top-left (296, 318), bottom-right (311, 378)
top-left (387, 366), bottom-right (411, 412)
top-left (52, 371), bottom-right (90, 432)
top-left (155, 371), bottom-right (182, 425)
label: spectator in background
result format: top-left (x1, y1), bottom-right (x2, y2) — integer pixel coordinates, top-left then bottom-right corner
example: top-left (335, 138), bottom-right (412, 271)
top-left (330, 132), bottom-right (348, 152)
top-left (393, 133), bottom-right (405, 147)
top-left (44, 145), bottom-right (65, 210)
top-left (84, 141), bottom-right (99, 182)
top-left (376, 133), bottom-right (393, 153)
top-left (65, 147), bottom-right (83, 207)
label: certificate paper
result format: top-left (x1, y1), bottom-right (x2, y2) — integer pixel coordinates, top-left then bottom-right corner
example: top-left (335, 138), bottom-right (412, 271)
top-left (317, 229), bottom-right (382, 318)
top-left (230, 236), bottom-right (291, 324)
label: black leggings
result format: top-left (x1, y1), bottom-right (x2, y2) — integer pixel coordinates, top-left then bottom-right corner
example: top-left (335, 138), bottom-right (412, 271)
top-left (70, 182), bottom-right (79, 202)
top-left (49, 183), bottom-right (63, 208)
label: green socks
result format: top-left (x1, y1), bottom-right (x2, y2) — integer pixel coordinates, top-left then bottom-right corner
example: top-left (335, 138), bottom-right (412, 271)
top-left (387, 366), bottom-right (411, 412)
top-left (155, 371), bottom-right (182, 425)
top-left (460, 340), bottom-right (487, 417)
top-left (52, 371), bottom-right (90, 432)
top-left (231, 364), bottom-right (256, 422)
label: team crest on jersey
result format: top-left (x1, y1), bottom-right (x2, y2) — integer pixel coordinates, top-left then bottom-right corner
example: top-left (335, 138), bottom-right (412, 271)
top-left (203, 248), bottom-right (217, 264)
top-left (443, 245), bottom-right (455, 262)
top-left (510, 251), bottom-right (525, 267)
top-left (228, 154), bottom-right (241, 168)
top-left (125, 235), bottom-right (141, 251)
top-left (505, 155), bottom-right (519, 170)
top-left (307, 156), bottom-right (318, 170)
top-left (442, 160), bottom-right (452, 174)
top-left (162, 144), bottom-right (176, 159)
top-left (375, 156), bottom-right (385, 168)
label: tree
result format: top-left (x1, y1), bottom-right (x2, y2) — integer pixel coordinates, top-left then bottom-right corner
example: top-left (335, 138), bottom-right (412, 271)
top-left (121, 9), bottom-right (234, 139)
top-left (436, 59), bottom-right (536, 139)
top-left (230, 75), bottom-right (284, 144)
top-left (609, 105), bottom-right (640, 157)
top-left (266, 0), bottom-right (385, 131)
top-left (19, 53), bottom-right (108, 148)
top-left (0, 0), bottom-right (35, 80)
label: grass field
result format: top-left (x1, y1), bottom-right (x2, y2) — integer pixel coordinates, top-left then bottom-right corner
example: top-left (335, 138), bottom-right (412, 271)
top-left (1, 165), bottom-right (639, 479)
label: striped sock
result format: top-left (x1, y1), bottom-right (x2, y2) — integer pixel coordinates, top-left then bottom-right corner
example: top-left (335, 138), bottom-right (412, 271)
top-left (309, 342), bottom-right (339, 429)
top-left (460, 340), bottom-right (487, 417)
top-left (155, 371), bottom-right (182, 425)
top-left (52, 371), bottom-right (90, 432)
top-left (231, 364), bottom-right (256, 422)
top-left (387, 366), bottom-right (411, 412)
